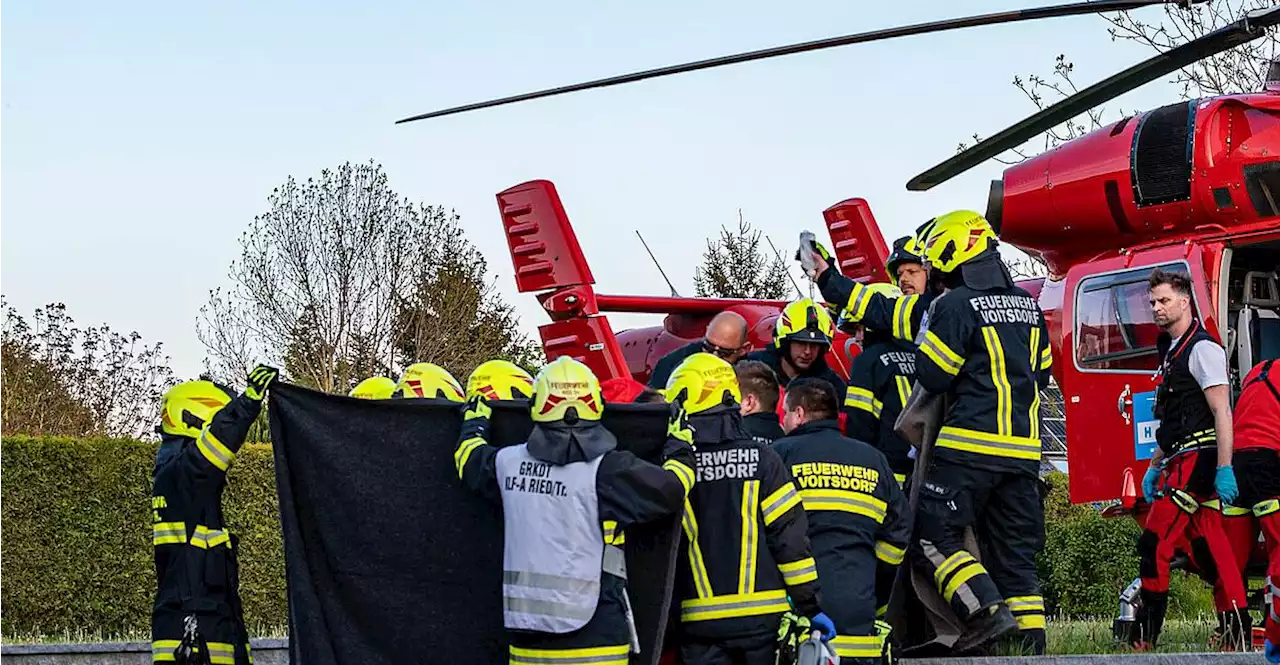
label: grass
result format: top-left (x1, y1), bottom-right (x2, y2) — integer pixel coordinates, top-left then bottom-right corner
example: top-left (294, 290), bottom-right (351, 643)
top-left (0, 618), bottom-right (1232, 654)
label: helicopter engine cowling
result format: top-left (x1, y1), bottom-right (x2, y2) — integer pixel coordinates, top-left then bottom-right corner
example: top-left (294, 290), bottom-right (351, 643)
top-left (990, 93), bottom-right (1280, 276)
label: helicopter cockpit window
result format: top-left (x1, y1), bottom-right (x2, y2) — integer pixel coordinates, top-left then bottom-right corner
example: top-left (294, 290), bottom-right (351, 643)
top-left (1075, 263), bottom-right (1196, 372)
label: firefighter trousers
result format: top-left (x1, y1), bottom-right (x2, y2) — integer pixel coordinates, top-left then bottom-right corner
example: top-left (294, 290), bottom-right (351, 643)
top-left (151, 612), bottom-right (251, 665)
top-left (912, 461), bottom-right (1046, 637)
top-left (679, 630), bottom-right (777, 665)
top-left (817, 549), bottom-right (885, 664)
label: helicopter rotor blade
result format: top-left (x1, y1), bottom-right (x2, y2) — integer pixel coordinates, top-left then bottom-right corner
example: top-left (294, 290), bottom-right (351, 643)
top-left (906, 4), bottom-right (1280, 192)
top-left (396, 0), bottom-right (1190, 124)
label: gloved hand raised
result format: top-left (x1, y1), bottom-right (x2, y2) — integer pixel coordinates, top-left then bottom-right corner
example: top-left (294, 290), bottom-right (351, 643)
top-left (810, 611), bottom-right (837, 642)
top-left (245, 365), bottom-right (279, 402)
top-left (1142, 464), bottom-right (1161, 504)
top-left (795, 231), bottom-right (834, 281)
top-left (1215, 465), bottom-right (1239, 505)
top-left (667, 399), bottom-right (695, 448)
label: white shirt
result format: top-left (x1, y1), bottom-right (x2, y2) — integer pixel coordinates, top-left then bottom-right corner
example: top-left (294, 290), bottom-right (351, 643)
top-left (1168, 334), bottom-right (1229, 390)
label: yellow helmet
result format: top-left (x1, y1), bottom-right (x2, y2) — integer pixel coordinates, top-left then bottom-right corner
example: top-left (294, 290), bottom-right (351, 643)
top-left (774, 298), bottom-right (835, 348)
top-left (920, 210), bottom-right (998, 273)
top-left (350, 376), bottom-right (396, 400)
top-left (394, 362), bottom-right (465, 402)
top-left (467, 359), bottom-right (535, 400)
top-left (531, 356), bottom-right (604, 423)
top-left (665, 352), bottom-right (742, 415)
top-left (160, 380), bottom-right (234, 438)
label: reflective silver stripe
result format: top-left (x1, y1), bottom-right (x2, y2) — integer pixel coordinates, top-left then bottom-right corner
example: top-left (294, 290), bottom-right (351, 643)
top-left (504, 570), bottom-right (600, 595)
top-left (602, 545), bottom-right (627, 580)
top-left (198, 429), bottom-right (234, 470)
top-left (802, 492), bottom-right (886, 521)
top-left (509, 647), bottom-right (630, 665)
top-left (1007, 599), bottom-right (1044, 612)
top-left (844, 391), bottom-right (880, 415)
top-left (848, 285), bottom-right (870, 319)
top-left (682, 593), bottom-right (789, 617)
top-left (504, 596), bottom-right (597, 622)
top-left (937, 431), bottom-right (1040, 453)
top-left (920, 335), bottom-right (963, 374)
top-left (922, 541), bottom-right (981, 614)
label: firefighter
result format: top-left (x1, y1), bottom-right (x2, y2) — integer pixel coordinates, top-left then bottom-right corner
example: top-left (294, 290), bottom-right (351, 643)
top-left (1230, 360), bottom-right (1280, 662)
top-left (886, 235), bottom-right (929, 296)
top-left (665, 352), bottom-right (836, 664)
top-left (842, 282), bottom-right (917, 486)
top-left (648, 311), bottom-right (752, 389)
top-left (349, 376), bottom-right (396, 400)
top-left (393, 362), bottom-right (465, 401)
top-left (744, 298), bottom-right (846, 402)
top-left (465, 359), bottom-right (534, 400)
top-left (734, 359), bottom-right (785, 445)
top-left (452, 355), bottom-right (697, 665)
top-left (1134, 268), bottom-right (1244, 649)
top-left (806, 232), bottom-right (938, 345)
top-left (906, 211), bottom-right (1052, 655)
top-left (152, 365), bottom-right (279, 665)
top-left (773, 378), bottom-right (910, 664)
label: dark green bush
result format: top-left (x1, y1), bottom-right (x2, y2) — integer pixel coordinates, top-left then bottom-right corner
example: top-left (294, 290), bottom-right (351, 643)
top-left (0, 437), bottom-right (285, 638)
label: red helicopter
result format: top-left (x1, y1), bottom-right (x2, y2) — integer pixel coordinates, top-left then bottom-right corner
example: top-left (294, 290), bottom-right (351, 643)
top-left (401, 0), bottom-right (1280, 642)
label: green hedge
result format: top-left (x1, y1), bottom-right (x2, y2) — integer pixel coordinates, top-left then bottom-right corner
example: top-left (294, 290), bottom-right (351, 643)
top-left (0, 437), bottom-right (286, 638)
top-left (0, 440), bottom-right (1213, 637)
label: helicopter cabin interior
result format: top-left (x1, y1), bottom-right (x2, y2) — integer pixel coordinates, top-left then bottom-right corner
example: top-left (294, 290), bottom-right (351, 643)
top-left (1219, 239), bottom-right (1280, 392)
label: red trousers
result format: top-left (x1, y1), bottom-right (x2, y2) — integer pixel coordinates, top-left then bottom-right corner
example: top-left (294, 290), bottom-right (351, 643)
top-left (1139, 453), bottom-right (1246, 609)
top-left (1218, 505), bottom-right (1280, 644)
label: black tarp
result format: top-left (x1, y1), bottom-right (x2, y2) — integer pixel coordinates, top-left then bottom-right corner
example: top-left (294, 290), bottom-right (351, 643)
top-left (268, 383), bottom-right (682, 665)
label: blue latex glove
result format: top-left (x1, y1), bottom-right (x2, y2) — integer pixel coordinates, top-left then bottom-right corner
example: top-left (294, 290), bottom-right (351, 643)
top-left (1265, 639), bottom-right (1280, 663)
top-left (1216, 465), bottom-right (1239, 505)
top-left (1142, 465), bottom-right (1161, 504)
top-left (810, 612), bottom-right (837, 642)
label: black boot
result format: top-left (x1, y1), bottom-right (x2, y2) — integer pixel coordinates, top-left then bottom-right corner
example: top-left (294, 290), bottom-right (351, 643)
top-left (1136, 589), bottom-right (1169, 650)
top-left (953, 604), bottom-right (1018, 654)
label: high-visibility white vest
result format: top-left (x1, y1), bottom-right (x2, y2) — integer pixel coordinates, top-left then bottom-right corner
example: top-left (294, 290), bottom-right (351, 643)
top-left (496, 444), bottom-right (605, 634)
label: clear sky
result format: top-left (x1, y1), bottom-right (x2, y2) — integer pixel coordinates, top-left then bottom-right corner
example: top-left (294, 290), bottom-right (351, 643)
top-left (3, 0), bottom-right (1188, 380)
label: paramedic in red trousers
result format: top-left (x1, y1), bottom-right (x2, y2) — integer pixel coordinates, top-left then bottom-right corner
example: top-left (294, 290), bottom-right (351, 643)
top-left (665, 352), bottom-right (836, 664)
top-left (1134, 268), bottom-right (1243, 649)
top-left (453, 355), bottom-right (698, 665)
top-left (1227, 359), bottom-right (1280, 662)
top-left (773, 378), bottom-right (910, 663)
top-left (152, 365), bottom-right (278, 665)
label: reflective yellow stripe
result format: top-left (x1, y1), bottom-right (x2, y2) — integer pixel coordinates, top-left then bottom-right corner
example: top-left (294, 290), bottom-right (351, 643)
top-left (921, 331), bottom-right (964, 375)
top-left (680, 589), bottom-right (790, 622)
top-left (876, 604), bottom-right (888, 618)
top-left (846, 283), bottom-right (873, 321)
top-left (760, 483), bottom-right (801, 526)
top-left (937, 426), bottom-right (1041, 462)
top-left (509, 644), bottom-right (630, 665)
top-left (831, 634), bottom-right (883, 659)
top-left (1007, 596), bottom-right (1048, 631)
top-left (894, 473), bottom-right (907, 487)
top-left (738, 481), bottom-right (760, 595)
top-left (778, 556), bottom-right (818, 586)
top-left (799, 488), bottom-right (887, 522)
top-left (1040, 346), bottom-right (1054, 369)
top-left (454, 436), bottom-right (485, 478)
top-left (191, 525), bottom-right (230, 549)
top-left (933, 551), bottom-right (976, 587)
top-left (682, 500), bottom-right (713, 599)
top-left (892, 295), bottom-right (919, 341)
top-left (1256, 499), bottom-right (1280, 517)
top-left (844, 386), bottom-right (881, 417)
top-left (894, 376), bottom-right (912, 410)
top-left (602, 520), bottom-right (626, 545)
top-left (982, 327), bottom-right (1013, 437)
top-left (152, 522), bottom-right (187, 545)
top-left (197, 428), bottom-right (234, 471)
top-left (943, 561), bottom-right (986, 603)
top-left (1015, 613), bottom-right (1047, 630)
top-left (664, 459), bottom-right (696, 497)
top-left (1202, 499), bottom-right (1251, 516)
top-left (153, 640), bottom-right (180, 663)
top-left (1029, 327), bottom-right (1042, 440)
top-left (876, 540), bottom-right (906, 566)
top-left (206, 642), bottom-right (236, 665)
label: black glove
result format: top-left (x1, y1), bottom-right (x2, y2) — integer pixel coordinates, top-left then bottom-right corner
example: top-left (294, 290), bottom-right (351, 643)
top-left (244, 365), bottom-right (279, 402)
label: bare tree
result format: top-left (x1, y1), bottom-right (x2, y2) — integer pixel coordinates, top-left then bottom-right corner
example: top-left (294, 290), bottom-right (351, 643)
top-left (199, 160), bottom-right (540, 393)
top-left (695, 211), bottom-right (794, 300)
top-left (2, 298), bottom-right (175, 439)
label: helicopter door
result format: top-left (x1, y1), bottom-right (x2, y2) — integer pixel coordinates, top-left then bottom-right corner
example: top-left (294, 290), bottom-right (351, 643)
top-left (1061, 244), bottom-right (1212, 504)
